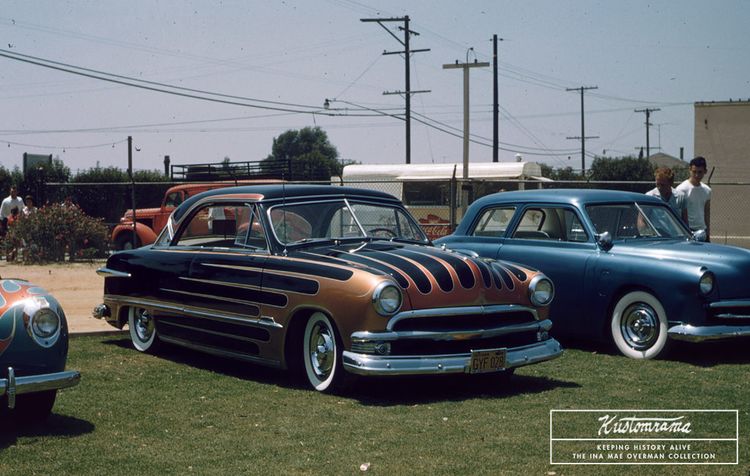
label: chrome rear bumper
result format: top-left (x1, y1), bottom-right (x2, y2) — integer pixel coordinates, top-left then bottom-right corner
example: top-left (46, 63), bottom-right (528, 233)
top-left (668, 324), bottom-right (750, 342)
top-left (342, 338), bottom-right (562, 376)
top-left (1, 367), bottom-right (81, 409)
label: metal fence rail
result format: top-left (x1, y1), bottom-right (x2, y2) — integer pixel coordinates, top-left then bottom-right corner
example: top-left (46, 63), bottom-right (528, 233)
top-left (43, 178), bottom-right (749, 249)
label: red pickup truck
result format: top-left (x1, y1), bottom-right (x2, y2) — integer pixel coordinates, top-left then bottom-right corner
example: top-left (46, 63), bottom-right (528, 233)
top-left (111, 181), bottom-right (277, 250)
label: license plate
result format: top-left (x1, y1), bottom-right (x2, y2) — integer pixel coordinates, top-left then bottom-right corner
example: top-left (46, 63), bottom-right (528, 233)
top-left (467, 348), bottom-right (507, 374)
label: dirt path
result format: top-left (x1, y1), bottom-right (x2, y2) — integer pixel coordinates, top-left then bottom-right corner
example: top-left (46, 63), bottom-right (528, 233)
top-left (0, 260), bottom-right (122, 335)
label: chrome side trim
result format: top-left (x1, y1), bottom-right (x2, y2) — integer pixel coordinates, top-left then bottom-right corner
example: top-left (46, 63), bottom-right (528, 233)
top-left (162, 287), bottom-right (262, 310)
top-left (353, 319), bottom-right (552, 343)
top-left (709, 299), bottom-right (750, 308)
top-left (386, 304), bottom-right (539, 331)
top-left (668, 324), bottom-right (750, 342)
top-left (96, 267), bottom-right (131, 278)
top-left (159, 320), bottom-right (270, 343)
top-left (159, 335), bottom-right (282, 368)
top-left (1, 368), bottom-right (81, 409)
top-left (342, 339), bottom-right (563, 376)
top-left (103, 295), bottom-right (283, 329)
top-left (708, 299), bottom-right (750, 318)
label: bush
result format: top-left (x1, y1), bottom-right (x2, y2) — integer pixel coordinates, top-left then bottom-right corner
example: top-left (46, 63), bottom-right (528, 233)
top-left (5, 203), bottom-right (109, 263)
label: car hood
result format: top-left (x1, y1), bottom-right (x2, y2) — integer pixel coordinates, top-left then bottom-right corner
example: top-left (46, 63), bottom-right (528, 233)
top-left (290, 241), bottom-right (539, 311)
top-left (613, 239), bottom-right (750, 269)
top-left (613, 239), bottom-right (750, 297)
top-left (123, 207), bottom-right (161, 219)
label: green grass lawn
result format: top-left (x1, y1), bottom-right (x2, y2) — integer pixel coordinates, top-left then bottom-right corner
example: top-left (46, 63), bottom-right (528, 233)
top-left (1, 335), bottom-right (748, 475)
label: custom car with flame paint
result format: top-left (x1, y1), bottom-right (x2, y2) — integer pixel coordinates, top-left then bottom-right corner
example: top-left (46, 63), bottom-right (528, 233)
top-left (93, 185), bottom-right (562, 392)
top-left (1, 279), bottom-right (80, 420)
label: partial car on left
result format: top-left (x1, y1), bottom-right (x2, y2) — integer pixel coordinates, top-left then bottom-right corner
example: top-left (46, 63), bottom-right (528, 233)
top-left (0, 279), bottom-right (80, 421)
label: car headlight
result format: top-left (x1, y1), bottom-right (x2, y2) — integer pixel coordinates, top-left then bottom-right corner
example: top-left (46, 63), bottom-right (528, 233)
top-left (699, 270), bottom-right (715, 295)
top-left (529, 275), bottom-right (554, 307)
top-left (24, 297), bottom-right (62, 348)
top-left (372, 282), bottom-right (402, 316)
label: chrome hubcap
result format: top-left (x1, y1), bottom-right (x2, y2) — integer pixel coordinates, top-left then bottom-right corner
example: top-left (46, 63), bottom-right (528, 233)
top-left (135, 309), bottom-right (154, 342)
top-left (309, 323), bottom-right (334, 379)
top-left (621, 304), bottom-right (658, 350)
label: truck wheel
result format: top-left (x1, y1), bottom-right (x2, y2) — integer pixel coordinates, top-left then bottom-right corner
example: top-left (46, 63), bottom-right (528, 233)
top-left (115, 234), bottom-right (140, 251)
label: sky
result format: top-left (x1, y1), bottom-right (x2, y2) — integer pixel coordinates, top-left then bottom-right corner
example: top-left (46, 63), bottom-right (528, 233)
top-left (1, 0), bottom-right (749, 176)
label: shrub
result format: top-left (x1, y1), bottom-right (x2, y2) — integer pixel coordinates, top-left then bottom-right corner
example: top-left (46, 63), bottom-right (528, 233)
top-left (5, 203), bottom-right (109, 263)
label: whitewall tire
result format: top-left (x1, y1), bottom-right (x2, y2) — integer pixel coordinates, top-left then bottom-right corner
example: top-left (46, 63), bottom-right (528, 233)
top-left (610, 291), bottom-right (669, 359)
top-left (302, 312), bottom-right (347, 392)
top-left (128, 307), bottom-right (160, 353)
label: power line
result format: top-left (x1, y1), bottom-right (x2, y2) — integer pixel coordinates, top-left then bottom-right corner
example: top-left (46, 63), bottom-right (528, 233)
top-left (0, 48), bottom-right (326, 110)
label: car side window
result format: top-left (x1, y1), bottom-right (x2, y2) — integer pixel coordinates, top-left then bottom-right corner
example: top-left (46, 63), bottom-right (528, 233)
top-left (174, 204), bottom-right (245, 248)
top-left (471, 207), bottom-right (516, 237)
top-left (512, 209), bottom-right (549, 239)
top-left (164, 191), bottom-right (183, 209)
top-left (511, 207), bottom-right (588, 242)
top-left (234, 206), bottom-right (268, 250)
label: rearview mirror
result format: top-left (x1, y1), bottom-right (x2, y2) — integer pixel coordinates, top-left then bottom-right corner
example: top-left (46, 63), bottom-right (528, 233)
top-left (595, 231), bottom-right (613, 251)
top-left (692, 229), bottom-right (707, 242)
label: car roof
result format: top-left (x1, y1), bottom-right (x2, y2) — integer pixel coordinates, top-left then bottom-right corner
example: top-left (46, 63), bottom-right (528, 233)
top-left (173, 184), bottom-right (401, 222)
top-left (470, 188), bottom-right (663, 208)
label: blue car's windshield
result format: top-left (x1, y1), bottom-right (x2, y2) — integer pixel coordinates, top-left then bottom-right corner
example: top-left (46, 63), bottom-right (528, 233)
top-left (586, 203), bottom-right (690, 240)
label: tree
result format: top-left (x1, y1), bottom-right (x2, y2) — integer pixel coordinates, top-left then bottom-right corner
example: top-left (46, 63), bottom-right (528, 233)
top-left (589, 156), bottom-right (654, 181)
top-left (540, 164), bottom-right (584, 181)
top-left (262, 127), bottom-right (342, 181)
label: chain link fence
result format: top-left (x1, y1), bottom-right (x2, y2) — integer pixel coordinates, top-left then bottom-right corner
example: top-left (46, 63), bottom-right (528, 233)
top-left (42, 178), bottom-right (749, 249)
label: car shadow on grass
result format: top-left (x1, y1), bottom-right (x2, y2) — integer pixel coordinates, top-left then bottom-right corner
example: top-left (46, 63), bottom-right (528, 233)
top-left (104, 336), bottom-right (579, 404)
top-left (0, 414), bottom-right (95, 449)
top-left (348, 372), bottom-right (580, 406)
top-left (555, 335), bottom-right (750, 367)
top-left (667, 338), bottom-right (750, 367)
top-left (103, 337), bottom-right (296, 388)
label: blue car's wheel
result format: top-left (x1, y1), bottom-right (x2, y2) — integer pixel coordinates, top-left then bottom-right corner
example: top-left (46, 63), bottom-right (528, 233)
top-left (129, 307), bottom-right (161, 353)
top-left (611, 291), bottom-right (668, 359)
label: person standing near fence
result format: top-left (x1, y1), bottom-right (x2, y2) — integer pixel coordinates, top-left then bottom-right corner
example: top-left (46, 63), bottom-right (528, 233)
top-left (676, 156), bottom-right (711, 241)
top-left (0, 185), bottom-right (25, 234)
top-left (646, 167), bottom-right (688, 222)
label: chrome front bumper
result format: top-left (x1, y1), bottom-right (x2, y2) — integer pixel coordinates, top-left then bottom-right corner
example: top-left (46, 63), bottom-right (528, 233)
top-left (668, 324), bottom-right (750, 342)
top-left (0, 367), bottom-right (81, 409)
top-left (342, 338), bottom-right (563, 376)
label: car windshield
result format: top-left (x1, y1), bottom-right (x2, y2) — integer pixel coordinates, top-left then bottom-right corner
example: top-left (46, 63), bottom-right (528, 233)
top-left (268, 199), bottom-right (428, 245)
top-left (586, 203), bottom-right (691, 240)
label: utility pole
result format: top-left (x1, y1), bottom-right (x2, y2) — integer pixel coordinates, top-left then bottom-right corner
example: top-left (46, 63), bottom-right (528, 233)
top-left (443, 53), bottom-right (489, 179)
top-left (566, 86), bottom-right (598, 175)
top-left (492, 35), bottom-right (504, 163)
top-left (127, 136), bottom-right (137, 247)
top-left (361, 16), bottom-right (430, 164)
top-left (635, 108), bottom-right (660, 158)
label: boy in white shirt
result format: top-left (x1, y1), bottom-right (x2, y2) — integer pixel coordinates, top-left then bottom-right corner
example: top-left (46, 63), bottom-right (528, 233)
top-left (676, 156), bottom-right (711, 241)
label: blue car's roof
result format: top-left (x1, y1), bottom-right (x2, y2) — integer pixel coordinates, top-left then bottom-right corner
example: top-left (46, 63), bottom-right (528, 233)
top-left (470, 188), bottom-right (663, 208)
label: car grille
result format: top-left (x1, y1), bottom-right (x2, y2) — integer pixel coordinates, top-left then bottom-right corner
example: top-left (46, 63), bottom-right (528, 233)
top-left (391, 311), bottom-right (536, 333)
top-left (390, 331), bottom-right (540, 356)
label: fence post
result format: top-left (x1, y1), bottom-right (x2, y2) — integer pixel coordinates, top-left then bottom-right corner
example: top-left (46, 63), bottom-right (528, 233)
top-left (449, 175), bottom-right (457, 234)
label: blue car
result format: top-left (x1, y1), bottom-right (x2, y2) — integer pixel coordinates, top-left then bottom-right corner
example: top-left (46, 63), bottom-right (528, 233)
top-left (0, 279), bottom-right (80, 420)
top-left (435, 189), bottom-right (750, 359)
